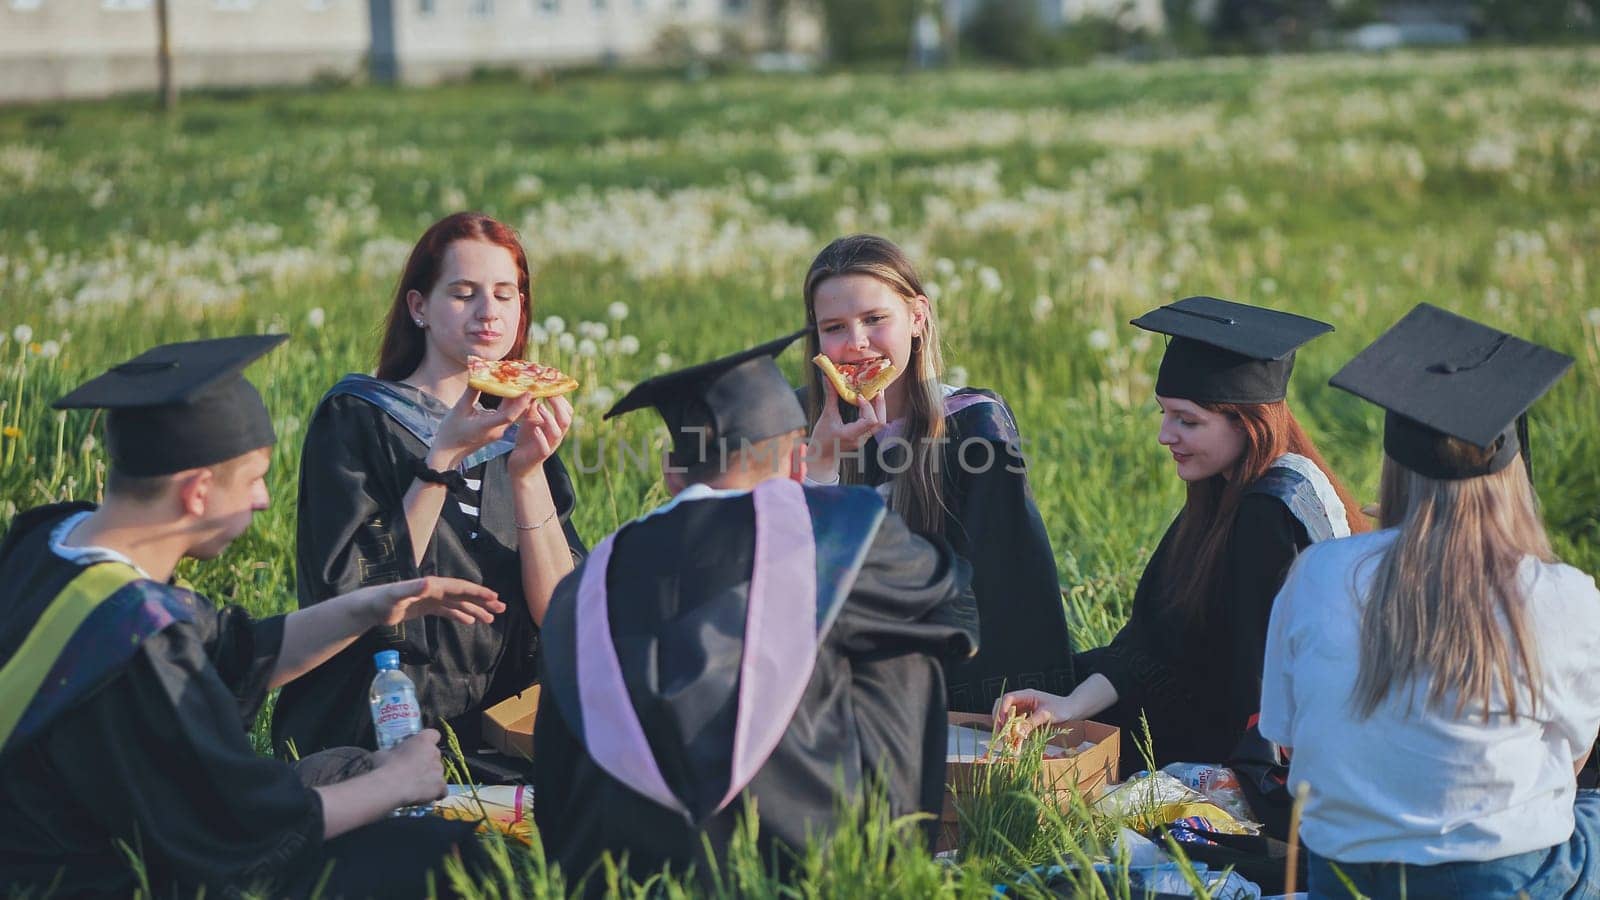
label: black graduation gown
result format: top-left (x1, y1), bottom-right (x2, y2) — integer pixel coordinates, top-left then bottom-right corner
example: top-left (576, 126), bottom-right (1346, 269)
top-left (1075, 482), bottom-right (1321, 777)
top-left (858, 387), bottom-right (1075, 712)
top-left (272, 380), bottom-right (586, 756)
top-left (531, 483), bottom-right (978, 887)
top-left (0, 503), bottom-right (485, 898)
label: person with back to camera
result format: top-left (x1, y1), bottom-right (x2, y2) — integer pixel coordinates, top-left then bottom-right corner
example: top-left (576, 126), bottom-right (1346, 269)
top-left (1261, 304), bottom-right (1600, 898)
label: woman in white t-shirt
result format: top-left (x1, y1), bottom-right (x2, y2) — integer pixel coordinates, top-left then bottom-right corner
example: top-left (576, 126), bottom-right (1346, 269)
top-left (1261, 304), bottom-right (1600, 898)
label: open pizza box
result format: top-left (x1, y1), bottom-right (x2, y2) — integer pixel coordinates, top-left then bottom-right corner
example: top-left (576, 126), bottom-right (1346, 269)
top-left (939, 712), bottom-right (1120, 852)
top-left (482, 685), bottom-right (541, 760)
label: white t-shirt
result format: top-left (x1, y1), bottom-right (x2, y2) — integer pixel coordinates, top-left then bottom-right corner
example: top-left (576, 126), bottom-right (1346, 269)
top-left (1260, 528), bottom-right (1600, 864)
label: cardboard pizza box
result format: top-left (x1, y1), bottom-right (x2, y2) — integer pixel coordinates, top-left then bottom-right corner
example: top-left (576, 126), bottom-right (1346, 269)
top-left (482, 685), bottom-right (541, 760)
top-left (939, 712), bottom-right (1120, 852)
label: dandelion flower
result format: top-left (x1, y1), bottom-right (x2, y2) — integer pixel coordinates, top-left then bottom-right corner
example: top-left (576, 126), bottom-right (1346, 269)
top-left (924, 283), bottom-right (942, 302)
top-left (617, 335), bottom-right (641, 356)
top-left (1586, 308), bottom-right (1600, 327)
top-left (1088, 329), bottom-right (1113, 351)
top-left (12, 324), bottom-right (32, 343)
top-left (39, 340), bottom-right (59, 359)
top-left (935, 257), bottom-right (956, 277)
top-left (654, 352), bottom-right (674, 370)
top-left (28, 342), bottom-right (42, 355)
top-left (946, 365), bottom-right (969, 389)
top-left (1087, 256), bottom-right (1108, 275)
top-left (2, 426), bottom-right (20, 439)
top-left (1031, 295), bottom-right (1054, 322)
top-left (607, 301), bottom-right (630, 321)
top-left (588, 386), bottom-right (617, 409)
top-left (1259, 277), bottom-right (1277, 295)
top-left (544, 315), bottom-right (566, 335)
top-left (557, 333), bottom-right (576, 352)
top-left (307, 307), bottom-right (326, 329)
top-left (577, 339), bottom-right (599, 358)
top-left (977, 266), bottom-right (1002, 293)
top-left (526, 324), bottom-right (549, 345)
top-left (80, 435), bottom-right (96, 454)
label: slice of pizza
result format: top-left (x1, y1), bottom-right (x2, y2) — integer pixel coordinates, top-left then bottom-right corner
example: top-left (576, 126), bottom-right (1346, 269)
top-left (986, 712), bottom-right (1031, 759)
top-left (467, 356), bottom-right (579, 400)
top-left (812, 354), bottom-right (898, 405)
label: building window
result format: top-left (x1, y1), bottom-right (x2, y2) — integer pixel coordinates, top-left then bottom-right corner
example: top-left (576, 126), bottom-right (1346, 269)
top-left (469, 0), bottom-right (493, 15)
top-left (102, 0), bottom-right (152, 9)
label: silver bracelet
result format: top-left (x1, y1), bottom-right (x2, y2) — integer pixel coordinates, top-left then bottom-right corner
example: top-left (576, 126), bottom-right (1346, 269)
top-left (804, 470), bottom-right (841, 486)
top-left (514, 509), bottom-right (558, 531)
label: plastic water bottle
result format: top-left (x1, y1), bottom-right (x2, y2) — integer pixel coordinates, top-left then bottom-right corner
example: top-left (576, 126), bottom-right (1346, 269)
top-left (369, 650), bottom-right (423, 750)
top-left (369, 650), bottom-right (428, 815)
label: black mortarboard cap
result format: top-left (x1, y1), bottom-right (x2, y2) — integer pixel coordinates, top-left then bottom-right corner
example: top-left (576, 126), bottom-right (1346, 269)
top-left (1132, 296), bottom-right (1334, 404)
top-left (1330, 303), bottom-right (1572, 480)
top-left (53, 334), bottom-right (286, 477)
top-left (605, 330), bottom-right (808, 469)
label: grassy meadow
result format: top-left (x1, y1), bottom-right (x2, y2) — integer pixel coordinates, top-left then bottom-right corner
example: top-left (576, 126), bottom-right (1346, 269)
top-left (2, 46), bottom-right (1599, 896)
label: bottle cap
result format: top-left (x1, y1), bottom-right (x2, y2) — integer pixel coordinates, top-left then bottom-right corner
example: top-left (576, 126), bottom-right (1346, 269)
top-left (373, 650), bottom-right (401, 671)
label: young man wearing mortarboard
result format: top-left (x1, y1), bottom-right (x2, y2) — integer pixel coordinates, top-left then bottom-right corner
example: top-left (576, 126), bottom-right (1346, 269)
top-left (531, 331), bottom-right (979, 886)
top-left (0, 335), bottom-right (506, 898)
top-left (1260, 304), bottom-right (1600, 897)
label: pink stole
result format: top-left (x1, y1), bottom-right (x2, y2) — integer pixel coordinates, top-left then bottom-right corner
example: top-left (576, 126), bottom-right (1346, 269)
top-left (573, 479), bottom-right (819, 819)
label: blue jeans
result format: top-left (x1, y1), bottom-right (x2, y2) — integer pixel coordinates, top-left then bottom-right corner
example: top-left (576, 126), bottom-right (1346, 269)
top-left (1307, 790), bottom-right (1600, 899)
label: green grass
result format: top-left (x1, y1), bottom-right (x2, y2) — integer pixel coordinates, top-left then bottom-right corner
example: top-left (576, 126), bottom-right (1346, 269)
top-left (2, 46), bottom-right (1597, 896)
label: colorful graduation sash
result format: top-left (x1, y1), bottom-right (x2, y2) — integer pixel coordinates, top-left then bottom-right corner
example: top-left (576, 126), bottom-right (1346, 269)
top-left (553, 479), bottom-right (885, 822)
top-left (0, 562), bottom-right (197, 756)
top-left (322, 374), bottom-right (518, 471)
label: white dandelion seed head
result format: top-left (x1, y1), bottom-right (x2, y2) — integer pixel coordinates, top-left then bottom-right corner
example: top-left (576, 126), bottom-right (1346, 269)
top-left (1087, 256), bottom-right (1108, 275)
top-left (588, 386), bottom-right (617, 409)
top-left (1031, 295), bottom-right (1054, 322)
top-left (1088, 329), bottom-right (1113, 351)
top-left (1259, 277), bottom-right (1278, 295)
top-left (934, 257), bottom-right (956, 277)
top-left (607, 301), bottom-right (630, 321)
top-left (654, 352), bottom-right (674, 370)
top-left (1130, 333), bottom-right (1152, 353)
top-left (557, 332), bottom-right (576, 352)
top-left (80, 434), bottom-right (96, 454)
top-left (526, 324), bottom-right (548, 345)
top-left (924, 282), bottom-right (942, 302)
top-left (12, 324), bottom-right (32, 343)
top-left (977, 266), bottom-right (1002, 293)
top-left (946, 365), bottom-right (969, 389)
top-left (1586, 308), bottom-right (1600, 327)
top-left (544, 315), bottom-right (566, 335)
top-left (307, 307), bottom-right (326, 329)
top-left (618, 335), bottom-right (641, 356)
top-left (578, 339), bottom-right (598, 357)
top-left (39, 340), bottom-right (59, 359)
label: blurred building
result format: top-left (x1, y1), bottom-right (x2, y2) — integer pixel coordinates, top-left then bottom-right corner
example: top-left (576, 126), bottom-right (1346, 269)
top-left (945, 0), bottom-right (1170, 33)
top-left (0, 0), bottom-right (820, 104)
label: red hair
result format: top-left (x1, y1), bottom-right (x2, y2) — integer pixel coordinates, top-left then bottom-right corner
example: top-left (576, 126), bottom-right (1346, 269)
top-left (1164, 400), bottom-right (1367, 622)
top-left (376, 212), bottom-right (533, 381)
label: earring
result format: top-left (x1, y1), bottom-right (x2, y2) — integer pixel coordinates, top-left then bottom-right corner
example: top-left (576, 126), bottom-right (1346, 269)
top-left (414, 318), bottom-right (425, 328)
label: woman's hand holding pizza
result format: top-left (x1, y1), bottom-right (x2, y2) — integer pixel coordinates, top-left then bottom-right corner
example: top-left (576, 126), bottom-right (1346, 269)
top-left (508, 394), bottom-right (574, 479)
top-left (807, 374), bottom-right (888, 478)
top-left (426, 388), bottom-right (535, 470)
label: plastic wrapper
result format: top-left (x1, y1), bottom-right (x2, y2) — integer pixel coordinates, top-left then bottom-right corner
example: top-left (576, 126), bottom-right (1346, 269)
top-left (432, 784), bottom-right (534, 846)
top-left (1161, 762), bottom-right (1256, 823)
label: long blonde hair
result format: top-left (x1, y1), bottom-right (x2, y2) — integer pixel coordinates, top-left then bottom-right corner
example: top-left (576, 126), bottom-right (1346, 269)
top-left (1354, 445), bottom-right (1555, 721)
top-left (802, 234), bottom-right (949, 536)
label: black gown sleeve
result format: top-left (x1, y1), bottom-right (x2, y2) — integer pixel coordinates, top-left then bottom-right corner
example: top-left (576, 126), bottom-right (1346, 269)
top-left (944, 434), bottom-right (1076, 706)
top-left (830, 515), bottom-right (978, 820)
top-left (197, 604), bottom-right (287, 727)
top-left (1077, 518), bottom-right (1185, 720)
top-left (1219, 494), bottom-right (1307, 737)
top-left (296, 394), bottom-right (422, 606)
top-left (46, 620), bottom-right (323, 891)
